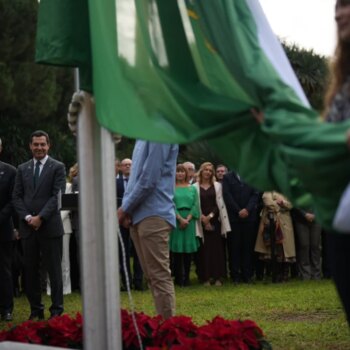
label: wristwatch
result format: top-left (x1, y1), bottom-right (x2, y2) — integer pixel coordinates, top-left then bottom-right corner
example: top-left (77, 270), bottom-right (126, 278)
top-left (209, 213), bottom-right (214, 219)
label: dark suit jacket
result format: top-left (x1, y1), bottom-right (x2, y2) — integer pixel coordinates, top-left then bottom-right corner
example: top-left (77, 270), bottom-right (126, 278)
top-left (0, 161), bottom-right (17, 242)
top-left (12, 156), bottom-right (66, 239)
top-left (116, 176), bottom-right (127, 208)
top-left (70, 176), bottom-right (79, 231)
top-left (222, 171), bottom-right (259, 223)
top-left (291, 207), bottom-right (315, 225)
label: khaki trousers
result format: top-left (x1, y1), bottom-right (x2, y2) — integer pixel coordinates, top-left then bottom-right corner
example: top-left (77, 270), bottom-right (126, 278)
top-left (130, 216), bottom-right (175, 319)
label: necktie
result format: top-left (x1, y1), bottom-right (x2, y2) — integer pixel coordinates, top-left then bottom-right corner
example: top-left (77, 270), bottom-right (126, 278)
top-left (124, 177), bottom-right (128, 190)
top-left (34, 161), bottom-right (41, 188)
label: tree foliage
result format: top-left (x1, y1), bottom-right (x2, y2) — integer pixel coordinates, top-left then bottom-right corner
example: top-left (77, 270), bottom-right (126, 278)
top-left (281, 41), bottom-right (330, 111)
top-left (0, 0), bottom-right (75, 168)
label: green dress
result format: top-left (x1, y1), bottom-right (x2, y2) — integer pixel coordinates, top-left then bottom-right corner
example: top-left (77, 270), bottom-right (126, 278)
top-left (170, 185), bottom-right (200, 253)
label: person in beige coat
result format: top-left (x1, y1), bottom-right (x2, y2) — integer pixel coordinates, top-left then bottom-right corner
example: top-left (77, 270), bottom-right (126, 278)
top-left (193, 162), bottom-right (231, 286)
top-left (255, 191), bottom-right (296, 282)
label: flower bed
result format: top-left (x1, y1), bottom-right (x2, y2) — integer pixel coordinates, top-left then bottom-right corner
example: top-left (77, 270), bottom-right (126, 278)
top-left (0, 310), bottom-right (271, 349)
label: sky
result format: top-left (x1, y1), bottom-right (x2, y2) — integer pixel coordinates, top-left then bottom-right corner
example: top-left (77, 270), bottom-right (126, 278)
top-left (259, 0), bottom-right (337, 56)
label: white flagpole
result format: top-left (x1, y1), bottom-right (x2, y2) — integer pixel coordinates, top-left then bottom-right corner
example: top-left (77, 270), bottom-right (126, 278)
top-left (77, 90), bottom-right (121, 350)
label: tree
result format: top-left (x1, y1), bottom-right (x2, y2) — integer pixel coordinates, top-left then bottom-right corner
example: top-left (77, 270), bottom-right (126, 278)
top-left (282, 42), bottom-right (329, 111)
top-left (0, 0), bottom-right (75, 167)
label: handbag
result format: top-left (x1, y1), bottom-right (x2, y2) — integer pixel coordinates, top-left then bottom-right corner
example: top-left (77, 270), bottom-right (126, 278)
top-left (263, 219), bottom-right (284, 246)
top-left (274, 221), bottom-right (284, 244)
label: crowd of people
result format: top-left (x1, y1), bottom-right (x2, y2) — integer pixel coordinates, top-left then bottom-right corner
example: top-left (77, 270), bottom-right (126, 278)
top-left (0, 132), bottom-right (345, 323)
top-left (168, 162), bottom-right (324, 287)
top-left (115, 154), bottom-right (330, 314)
top-left (0, 0), bottom-right (350, 329)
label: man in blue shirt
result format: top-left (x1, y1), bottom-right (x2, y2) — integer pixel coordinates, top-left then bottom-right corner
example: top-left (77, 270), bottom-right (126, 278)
top-left (117, 140), bottom-right (178, 319)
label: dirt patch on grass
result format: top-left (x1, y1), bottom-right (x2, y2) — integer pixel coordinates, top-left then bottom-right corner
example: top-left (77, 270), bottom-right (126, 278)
top-left (268, 309), bottom-right (341, 322)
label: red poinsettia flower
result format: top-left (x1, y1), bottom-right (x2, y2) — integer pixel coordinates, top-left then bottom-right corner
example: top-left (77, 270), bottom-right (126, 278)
top-left (0, 309), bottom-right (269, 349)
top-left (0, 330), bottom-right (8, 342)
top-left (45, 314), bottom-right (83, 347)
top-left (122, 310), bottom-right (162, 348)
top-left (196, 316), bottom-right (263, 350)
top-left (176, 336), bottom-right (224, 350)
top-left (152, 315), bottom-right (198, 347)
top-left (6, 321), bottom-right (46, 344)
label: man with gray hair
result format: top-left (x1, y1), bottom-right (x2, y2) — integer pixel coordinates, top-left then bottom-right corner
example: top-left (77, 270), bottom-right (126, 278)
top-left (183, 161), bottom-right (196, 184)
top-left (0, 138), bottom-right (17, 321)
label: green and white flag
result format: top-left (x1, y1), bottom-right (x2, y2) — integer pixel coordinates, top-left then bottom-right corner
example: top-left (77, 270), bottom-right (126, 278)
top-left (36, 0), bottom-right (350, 229)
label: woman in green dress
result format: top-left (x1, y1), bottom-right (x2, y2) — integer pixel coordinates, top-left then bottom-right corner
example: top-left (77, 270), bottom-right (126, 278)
top-left (170, 164), bottom-right (200, 286)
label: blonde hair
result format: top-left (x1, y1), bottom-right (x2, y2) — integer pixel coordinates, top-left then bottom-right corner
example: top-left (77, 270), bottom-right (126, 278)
top-left (68, 163), bottom-right (78, 182)
top-left (197, 162), bottom-right (215, 185)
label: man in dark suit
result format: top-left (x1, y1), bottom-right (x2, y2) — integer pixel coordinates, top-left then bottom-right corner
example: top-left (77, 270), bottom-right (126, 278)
top-left (0, 138), bottom-right (17, 321)
top-left (13, 130), bottom-right (66, 320)
top-left (223, 171), bottom-right (260, 284)
top-left (117, 158), bottom-right (143, 291)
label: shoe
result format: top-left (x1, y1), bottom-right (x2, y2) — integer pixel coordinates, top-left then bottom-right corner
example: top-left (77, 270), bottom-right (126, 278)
top-left (214, 280), bottom-right (223, 286)
top-left (49, 312), bottom-right (62, 320)
top-left (28, 310), bottom-right (44, 321)
top-left (203, 280), bottom-right (211, 286)
top-left (134, 283), bottom-right (144, 291)
top-left (1, 313), bottom-right (13, 322)
top-left (243, 278), bottom-right (255, 284)
top-left (183, 279), bottom-right (190, 287)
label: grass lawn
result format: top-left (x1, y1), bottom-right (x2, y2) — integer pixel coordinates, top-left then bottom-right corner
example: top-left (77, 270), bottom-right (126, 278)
top-left (1, 279), bottom-right (349, 349)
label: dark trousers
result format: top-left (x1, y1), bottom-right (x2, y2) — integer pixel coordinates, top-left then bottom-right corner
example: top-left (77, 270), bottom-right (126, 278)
top-left (295, 221), bottom-right (321, 280)
top-left (172, 252), bottom-right (192, 286)
top-left (119, 226), bottom-right (131, 289)
top-left (70, 230), bottom-right (80, 291)
top-left (321, 230), bottom-right (332, 278)
top-left (12, 239), bottom-right (25, 295)
top-left (0, 241), bottom-right (14, 314)
top-left (22, 234), bottom-right (63, 315)
top-left (326, 231), bottom-right (350, 324)
top-left (227, 221), bottom-right (256, 282)
top-left (119, 227), bottom-right (143, 289)
top-left (130, 240), bottom-right (143, 288)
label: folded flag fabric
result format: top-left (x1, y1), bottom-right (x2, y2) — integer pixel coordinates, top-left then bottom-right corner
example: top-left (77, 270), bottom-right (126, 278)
top-left (36, 0), bottom-right (350, 230)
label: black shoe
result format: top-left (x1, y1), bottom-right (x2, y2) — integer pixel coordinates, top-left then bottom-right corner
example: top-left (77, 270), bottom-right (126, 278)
top-left (243, 279), bottom-right (255, 284)
top-left (134, 284), bottom-right (144, 291)
top-left (232, 278), bottom-right (240, 285)
top-left (28, 310), bottom-right (44, 321)
top-left (174, 279), bottom-right (184, 287)
top-left (183, 279), bottom-right (190, 287)
top-left (1, 313), bottom-right (13, 322)
top-left (49, 312), bottom-right (62, 320)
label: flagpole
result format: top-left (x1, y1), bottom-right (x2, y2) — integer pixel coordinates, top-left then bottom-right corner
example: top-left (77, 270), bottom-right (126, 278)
top-left (77, 87), bottom-right (121, 349)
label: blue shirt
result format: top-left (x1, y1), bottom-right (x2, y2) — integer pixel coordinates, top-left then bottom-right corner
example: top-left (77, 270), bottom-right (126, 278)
top-left (121, 140), bottom-right (179, 227)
